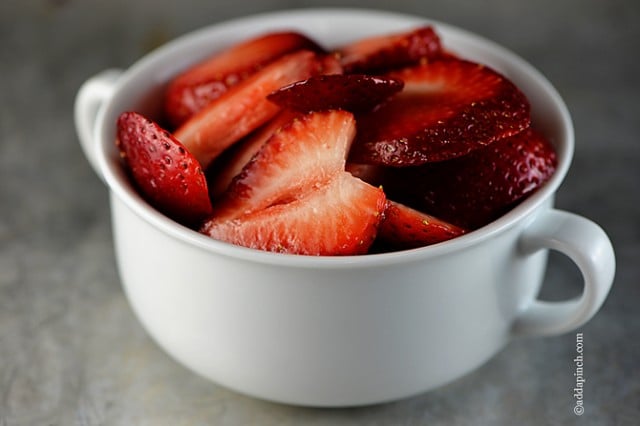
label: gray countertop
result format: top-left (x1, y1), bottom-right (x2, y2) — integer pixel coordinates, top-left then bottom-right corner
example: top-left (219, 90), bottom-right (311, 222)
top-left (1, 0), bottom-right (638, 424)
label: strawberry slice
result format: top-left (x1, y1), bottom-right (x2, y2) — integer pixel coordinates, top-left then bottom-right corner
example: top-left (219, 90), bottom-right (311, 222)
top-left (267, 74), bottom-right (404, 113)
top-left (349, 58), bottom-right (531, 166)
top-left (377, 200), bottom-right (466, 250)
top-left (382, 128), bottom-right (557, 229)
top-left (336, 26), bottom-right (442, 74)
top-left (116, 112), bottom-right (212, 226)
top-left (208, 110), bottom-right (300, 197)
top-left (212, 110), bottom-right (356, 220)
top-left (200, 172), bottom-right (386, 255)
top-left (174, 50), bottom-right (324, 170)
top-left (165, 31), bottom-right (323, 127)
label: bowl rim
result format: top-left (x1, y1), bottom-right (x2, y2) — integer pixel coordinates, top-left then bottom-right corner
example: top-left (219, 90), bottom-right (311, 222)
top-left (96, 7), bottom-right (574, 269)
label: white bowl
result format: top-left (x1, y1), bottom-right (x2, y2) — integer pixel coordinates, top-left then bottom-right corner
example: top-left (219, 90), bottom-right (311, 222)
top-left (75, 8), bottom-right (615, 407)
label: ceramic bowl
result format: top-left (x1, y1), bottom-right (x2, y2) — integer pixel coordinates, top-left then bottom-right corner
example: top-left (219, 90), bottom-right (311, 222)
top-left (75, 9), bottom-right (615, 406)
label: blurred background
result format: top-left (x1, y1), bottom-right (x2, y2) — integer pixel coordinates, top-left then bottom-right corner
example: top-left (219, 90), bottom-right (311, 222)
top-left (1, 0), bottom-right (638, 424)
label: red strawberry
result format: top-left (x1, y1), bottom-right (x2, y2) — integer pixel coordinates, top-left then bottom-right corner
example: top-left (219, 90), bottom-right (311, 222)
top-left (212, 110), bottom-right (356, 220)
top-left (336, 26), bottom-right (443, 74)
top-left (349, 58), bottom-right (531, 166)
top-left (377, 200), bottom-right (466, 250)
top-left (267, 74), bottom-right (404, 113)
top-left (174, 50), bottom-right (323, 170)
top-left (165, 31), bottom-right (323, 127)
top-left (200, 172), bottom-right (386, 255)
top-left (381, 128), bottom-right (557, 229)
top-left (116, 112), bottom-right (212, 226)
top-left (208, 110), bottom-right (300, 197)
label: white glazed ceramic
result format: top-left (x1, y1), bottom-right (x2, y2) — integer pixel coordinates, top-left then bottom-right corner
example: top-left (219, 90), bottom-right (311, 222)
top-left (74, 9), bottom-right (615, 407)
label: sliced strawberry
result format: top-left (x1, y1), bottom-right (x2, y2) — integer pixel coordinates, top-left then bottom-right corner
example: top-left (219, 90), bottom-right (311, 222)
top-left (174, 50), bottom-right (323, 170)
top-left (165, 31), bottom-right (323, 127)
top-left (267, 74), bottom-right (403, 113)
top-left (207, 110), bottom-right (300, 197)
top-left (116, 112), bottom-right (212, 226)
top-left (382, 128), bottom-right (557, 229)
top-left (200, 172), bottom-right (386, 255)
top-left (212, 110), bottom-right (356, 220)
top-left (349, 58), bottom-right (531, 166)
top-left (377, 200), bottom-right (466, 250)
top-left (336, 26), bottom-right (442, 74)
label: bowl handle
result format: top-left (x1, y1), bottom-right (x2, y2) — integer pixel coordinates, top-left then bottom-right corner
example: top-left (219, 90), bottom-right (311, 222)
top-left (512, 209), bottom-right (615, 337)
top-left (74, 69), bottom-right (123, 182)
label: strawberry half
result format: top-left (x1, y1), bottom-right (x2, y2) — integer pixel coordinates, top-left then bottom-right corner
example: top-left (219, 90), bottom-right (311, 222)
top-left (201, 172), bottom-right (386, 255)
top-left (116, 112), bottom-right (212, 226)
top-left (165, 31), bottom-right (323, 127)
top-left (349, 58), bottom-right (531, 166)
top-left (267, 74), bottom-right (404, 113)
top-left (382, 128), bottom-right (557, 229)
top-left (377, 200), bottom-right (466, 250)
top-left (336, 26), bottom-right (443, 74)
top-left (212, 110), bottom-right (356, 220)
top-left (174, 50), bottom-right (324, 170)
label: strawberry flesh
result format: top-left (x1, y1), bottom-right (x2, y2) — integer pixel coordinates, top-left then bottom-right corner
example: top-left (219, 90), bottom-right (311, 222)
top-left (349, 58), bottom-right (531, 166)
top-left (207, 109), bottom-right (300, 197)
top-left (377, 200), bottom-right (466, 250)
top-left (165, 31), bottom-right (323, 127)
top-left (381, 128), bottom-right (557, 229)
top-left (116, 112), bottom-right (212, 226)
top-left (337, 26), bottom-right (443, 74)
top-left (201, 172), bottom-right (386, 255)
top-left (174, 50), bottom-right (323, 170)
top-left (212, 110), bottom-right (356, 220)
top-left (267, 74), bottom-right (404, 113)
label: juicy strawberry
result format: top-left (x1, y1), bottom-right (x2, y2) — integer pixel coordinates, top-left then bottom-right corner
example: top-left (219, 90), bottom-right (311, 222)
top-left (174, 50), bottom-right (323, 170)
top-left (267, 74), bottom-right (403, 113)
top-left (200, 172), bottom-right (386, 255)
top-left (349, 58), bottom-right (531, 166)
top-left (377, 200), bottom-right (466, 250)
top-left (208, 110), bottom-right (300, 197)
top-left (165, 31), bottom-right (323, 127)
top-left (116, 112), bottom-right (212, 226)
top-left (382, 128), bottom-right (557, 229)
top-left (336, 26), bottom-right (442, 74)
top-left (212, 110), bottom-right (356, 220)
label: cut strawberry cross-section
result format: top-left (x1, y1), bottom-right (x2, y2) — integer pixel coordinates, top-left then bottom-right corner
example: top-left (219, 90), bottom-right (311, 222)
top-left (267, 74), bottom-right (404, 113)
top-left (336, 26), bottom-right (443, 74)
top-left (116, 112), bottom-right (212, 226)
top-left (377, 200), bottom-right (466, 250)
top-left (208, 110), bottom-right (301, 197)
top-left (174, 50), bottom-right (325, 170)
top-left (201, 172), bottom-right (386, 255)
top-left (349, 58), bottom-right (531, 166)
top-left (165, 31), bottom-right (323, 127)
top-left (212, 109), bottom-right (356, 220)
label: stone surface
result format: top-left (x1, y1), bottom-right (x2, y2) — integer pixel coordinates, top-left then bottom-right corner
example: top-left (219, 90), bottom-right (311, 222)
top-left (1, 0), bottom-right (638, 424)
